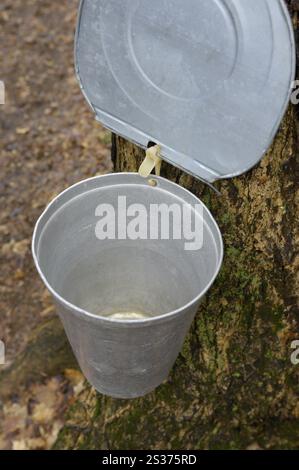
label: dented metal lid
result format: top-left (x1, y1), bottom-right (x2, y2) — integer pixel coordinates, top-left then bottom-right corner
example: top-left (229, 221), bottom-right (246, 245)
top-left (75, 0), bottom-right (295, 183)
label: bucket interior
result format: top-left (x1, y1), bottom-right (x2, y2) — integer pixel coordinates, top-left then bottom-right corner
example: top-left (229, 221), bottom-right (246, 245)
top-left (34, 175), bottom-right (222, 319)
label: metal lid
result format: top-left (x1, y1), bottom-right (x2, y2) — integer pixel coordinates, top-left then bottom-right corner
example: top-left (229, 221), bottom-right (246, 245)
top-left (75, 0), bottom-right (295, 183)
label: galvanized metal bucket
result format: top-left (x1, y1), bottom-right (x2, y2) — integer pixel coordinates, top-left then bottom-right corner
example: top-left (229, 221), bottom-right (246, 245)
top-left (32, 173), bottom-right (223, 398)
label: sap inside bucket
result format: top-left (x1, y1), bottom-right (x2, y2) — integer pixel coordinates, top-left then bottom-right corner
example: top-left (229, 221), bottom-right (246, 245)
top-left (32, 173), bottom-right (223, 398)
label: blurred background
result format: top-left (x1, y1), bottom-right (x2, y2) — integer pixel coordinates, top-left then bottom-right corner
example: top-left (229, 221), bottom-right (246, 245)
top-left (0, 0), bottom-right (111, 449)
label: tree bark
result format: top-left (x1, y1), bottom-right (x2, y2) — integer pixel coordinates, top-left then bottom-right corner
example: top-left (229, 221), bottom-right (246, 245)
top-left (49, 0), bottom-right (299, 449)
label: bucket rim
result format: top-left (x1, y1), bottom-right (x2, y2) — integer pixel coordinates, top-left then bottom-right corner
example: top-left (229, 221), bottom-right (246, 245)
top-left (32, 172), bottom-right (224, 326)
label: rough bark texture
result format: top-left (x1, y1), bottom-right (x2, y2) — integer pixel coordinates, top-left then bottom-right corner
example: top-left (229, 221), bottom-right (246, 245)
top-left (48, 1), bottom-right (299, 449)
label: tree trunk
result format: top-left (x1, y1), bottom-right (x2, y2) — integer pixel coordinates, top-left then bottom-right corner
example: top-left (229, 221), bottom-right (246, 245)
top-left (8, 0), bottom-right (298, 450)
top-left (54, 124), bottom-right (299, 450)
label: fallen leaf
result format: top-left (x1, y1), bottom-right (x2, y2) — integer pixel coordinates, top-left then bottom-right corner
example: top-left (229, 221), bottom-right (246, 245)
top-left (16, 127), bottom-right (30, 135)
top-left (32, 403), bottom-right (55, 424)
top-left (12, 439), bottom-right (28, 451)
top-left (64, 368), bottom-right (84, 386)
